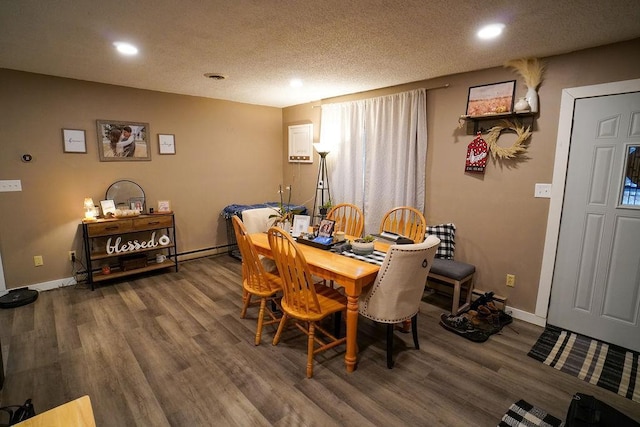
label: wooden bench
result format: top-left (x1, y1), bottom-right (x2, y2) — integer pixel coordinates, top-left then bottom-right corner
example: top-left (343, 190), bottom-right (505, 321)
top-left (424, 223), bottom-right (476, 314)
top-left (427, 258), bottom-right (475, 314)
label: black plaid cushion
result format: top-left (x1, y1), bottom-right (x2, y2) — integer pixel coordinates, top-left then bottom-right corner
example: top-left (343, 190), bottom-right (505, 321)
top-left (426, 223), bottom-right (455, 259)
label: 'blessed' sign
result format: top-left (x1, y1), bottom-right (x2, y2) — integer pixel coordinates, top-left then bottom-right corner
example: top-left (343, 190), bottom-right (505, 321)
top-left (106, 232), bottom-right (171, 255)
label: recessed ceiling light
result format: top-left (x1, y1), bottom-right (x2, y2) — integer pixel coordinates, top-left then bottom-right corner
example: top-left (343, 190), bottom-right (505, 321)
top-left (290, 79), bottom-right (303, 88)
top-left (477, 23), bottom-right (505, 40)
top-left (113, 42), bottom-right (138, 55)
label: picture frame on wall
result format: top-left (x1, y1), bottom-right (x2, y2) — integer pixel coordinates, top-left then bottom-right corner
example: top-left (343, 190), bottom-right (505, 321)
top-left (158, 134), bottom-right (176, 155)
top-left (62, 129), bottom-right (87, 153)
top-left (465, 80), bottom-right (516, 117)
top-left (96, 120), bottom-right (151, 161)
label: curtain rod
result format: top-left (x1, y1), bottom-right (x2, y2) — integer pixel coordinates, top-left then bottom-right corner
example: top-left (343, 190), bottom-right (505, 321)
top-left (311, 83), bottom-right (450, 108)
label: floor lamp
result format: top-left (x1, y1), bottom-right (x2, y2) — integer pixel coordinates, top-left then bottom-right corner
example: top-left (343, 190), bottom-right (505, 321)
top-left (312, 143), bottom-right (331, 223)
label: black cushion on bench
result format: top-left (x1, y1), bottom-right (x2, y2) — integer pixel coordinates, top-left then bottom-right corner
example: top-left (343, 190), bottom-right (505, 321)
top-left (430, 258), bottom-right (475, 281)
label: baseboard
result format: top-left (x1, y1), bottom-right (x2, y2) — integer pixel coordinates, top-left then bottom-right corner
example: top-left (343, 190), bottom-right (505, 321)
top-left (506, 305), bottom-right (546, 327)
top-left (0, 276), bottom-right (78, 296)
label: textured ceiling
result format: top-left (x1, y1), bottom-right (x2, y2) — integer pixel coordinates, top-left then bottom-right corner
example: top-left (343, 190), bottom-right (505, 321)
top-left (1, 0), bottom-right (639, 107)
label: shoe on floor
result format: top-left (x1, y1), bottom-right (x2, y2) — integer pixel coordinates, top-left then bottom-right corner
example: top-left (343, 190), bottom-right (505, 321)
top-left (439, 313), bottom-right (490, 343)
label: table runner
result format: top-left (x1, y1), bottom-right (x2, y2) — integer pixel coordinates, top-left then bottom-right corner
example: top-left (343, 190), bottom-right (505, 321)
top-left (338, 249), bottom-right (386, 266)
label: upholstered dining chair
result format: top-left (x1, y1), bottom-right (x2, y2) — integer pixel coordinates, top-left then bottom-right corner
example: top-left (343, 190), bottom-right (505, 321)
top-left (358, 235), bottom-right (440, 368)
top-left (239, 207), bottom-right (277, 272)
top-left (379, 206), bottom-right (427, 243)
top-left (267, 226), bottom-right (347, 378)
top-left (231, 216), bottom-right (282, 346)
top-left (326, 203), bottom-right (364, 237)
top-left (240, 207), bottom-right (277, 234)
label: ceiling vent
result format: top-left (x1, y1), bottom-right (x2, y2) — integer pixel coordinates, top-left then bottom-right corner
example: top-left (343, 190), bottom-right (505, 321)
top-left (204, 73), bottom-right (227, 80)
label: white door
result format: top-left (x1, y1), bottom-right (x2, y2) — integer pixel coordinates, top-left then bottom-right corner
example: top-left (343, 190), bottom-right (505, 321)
top-left (548, 91), bottom-right (640, 352)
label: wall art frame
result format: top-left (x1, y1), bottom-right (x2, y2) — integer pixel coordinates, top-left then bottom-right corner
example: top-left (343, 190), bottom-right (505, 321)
top-left (96, 120), bottom-right (151, 161)
top-left (157, 200), bottom-right (172, 213)
top-left (62, 128), bottom-right (87, 153)
top-left (158, 134), bottom-right (176, 155)
top-left (466, 80), bottom-right (516, 117)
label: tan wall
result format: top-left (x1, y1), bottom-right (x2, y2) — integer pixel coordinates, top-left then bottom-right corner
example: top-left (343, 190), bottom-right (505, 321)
top-left (0, 70), bottom-right (283, 288)
top-left (283, 39), bottom-right (640, 314)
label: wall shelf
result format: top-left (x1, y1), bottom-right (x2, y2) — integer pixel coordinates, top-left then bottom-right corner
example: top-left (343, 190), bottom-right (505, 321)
top-left (460, 112), bottom-right (536, 135)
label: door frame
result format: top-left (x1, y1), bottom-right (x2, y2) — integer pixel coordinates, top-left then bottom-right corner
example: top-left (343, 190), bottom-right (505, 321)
top-left (536, 78), bottom-right (640, 320)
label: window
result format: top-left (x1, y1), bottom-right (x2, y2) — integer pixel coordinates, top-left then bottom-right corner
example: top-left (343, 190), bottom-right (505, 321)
top-left (620, 145), bottom-right (640, 207)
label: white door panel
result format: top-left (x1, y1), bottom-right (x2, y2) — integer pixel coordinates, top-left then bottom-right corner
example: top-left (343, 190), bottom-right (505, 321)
top-left (548, 91), bottom-right (640, 352)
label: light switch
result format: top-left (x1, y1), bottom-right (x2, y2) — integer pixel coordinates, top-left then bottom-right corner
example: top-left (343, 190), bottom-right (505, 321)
top-left (0, 180), bottom-right (22, 192)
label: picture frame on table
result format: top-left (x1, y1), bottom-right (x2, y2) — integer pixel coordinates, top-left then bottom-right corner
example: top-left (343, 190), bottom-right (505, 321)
top-left (158, 134), bottom-right (176, 155)
top-left (100, 200), bottom-right (116, 217)
top-left (62, 129), bottom-right (87, 153)
top-left (465, 80), bottom-right (516, 117)
top-left (129, 197), bottom-right (145, 212)
top-left (157, 200), bottom-right (172, 213)
top-left (317, 219), bottom-right (335, 238)
top-left (292, 215), bottom-right (311, 237)
top-left (96, 120), bottom-right (151, 161)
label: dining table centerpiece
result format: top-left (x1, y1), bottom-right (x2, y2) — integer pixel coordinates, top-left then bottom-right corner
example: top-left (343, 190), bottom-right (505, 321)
top-left (351, 234), bottom-right (376, 255)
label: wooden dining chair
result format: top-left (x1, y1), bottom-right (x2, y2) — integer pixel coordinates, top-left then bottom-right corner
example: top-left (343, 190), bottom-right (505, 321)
top-left (267, 226), bottom-right (347, 378)
top-left (379, 206), bottom-right (427, 243)
top-left (358, 235), bottom-right (440, 368)
top-left (326, 203), bottom-right (364, 237)
top-left (231, 216), bottom-right (282, 346)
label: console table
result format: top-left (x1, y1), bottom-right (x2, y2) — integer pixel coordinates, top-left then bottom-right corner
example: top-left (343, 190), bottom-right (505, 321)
top-left (81, 213), bottom-right (178, 290)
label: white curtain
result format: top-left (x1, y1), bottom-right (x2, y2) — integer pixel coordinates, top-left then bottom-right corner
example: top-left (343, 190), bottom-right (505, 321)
top-left (320, 89), bottom-right (427, 234)
top-left (321, 100), bottom-right (366, 208)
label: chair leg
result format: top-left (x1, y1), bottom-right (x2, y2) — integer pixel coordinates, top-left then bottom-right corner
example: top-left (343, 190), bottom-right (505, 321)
top-left (272, 313), bottom-right (288, 346)
top-left (386, 323), bottom-right (395, 369)
top-left (240, 292), bottom-right (251, 319)
top-left (411, 314), bottom-right (419, 350)
top-left (254, 298), bottom-right (267, 346)
top-left (307, 322), bottom-right (316, 378)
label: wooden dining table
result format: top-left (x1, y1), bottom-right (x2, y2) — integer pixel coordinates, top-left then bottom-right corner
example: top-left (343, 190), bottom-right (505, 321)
top-left (249, 232), bottom-right (388, 372)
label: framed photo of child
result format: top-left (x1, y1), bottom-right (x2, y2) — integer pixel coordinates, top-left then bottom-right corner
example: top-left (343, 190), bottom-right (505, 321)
top-left (317, 219), bottom-right (335, 237)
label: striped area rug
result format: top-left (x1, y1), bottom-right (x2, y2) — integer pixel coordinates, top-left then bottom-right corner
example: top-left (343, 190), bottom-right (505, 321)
top-left (528, 325), bottom-right (639, 403)
top-left (499, 399), bottom-right (564, 427)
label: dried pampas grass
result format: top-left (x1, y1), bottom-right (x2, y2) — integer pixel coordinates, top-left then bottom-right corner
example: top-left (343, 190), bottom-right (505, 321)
top-left (505, 57), bottom-right (545, 89)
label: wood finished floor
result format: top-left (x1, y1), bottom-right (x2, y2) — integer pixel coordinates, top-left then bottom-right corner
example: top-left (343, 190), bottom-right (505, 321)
top-left (1, 255), bottom-right (639, 426)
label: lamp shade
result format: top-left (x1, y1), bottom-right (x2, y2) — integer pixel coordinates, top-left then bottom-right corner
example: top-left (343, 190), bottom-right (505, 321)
top-left (313, 142), bottom-right (331, 155)
top-left (83, 197), bottom-right (96, 220)
top-left (84, 198), bottom-right (94, 210)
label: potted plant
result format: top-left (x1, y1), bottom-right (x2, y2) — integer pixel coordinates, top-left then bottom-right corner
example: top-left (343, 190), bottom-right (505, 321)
top-left (319, 200), bottom-right (333, 216)
top-left (351, 234), bottom-right (376, 255)
top-left (269, 184), bottom-right (303, 231)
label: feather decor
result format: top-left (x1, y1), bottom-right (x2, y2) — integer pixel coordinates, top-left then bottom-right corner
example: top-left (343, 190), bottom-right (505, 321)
top-left (505, 57), bottom-right (545, 89)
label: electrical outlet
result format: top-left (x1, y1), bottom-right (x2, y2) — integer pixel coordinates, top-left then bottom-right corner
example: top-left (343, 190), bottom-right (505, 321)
top-left (506, 274), bottom-right (516, 287)
top-left (34, 255), bottom-right (44, 266)
top-left (534, 183), bottom-right (552, 198)
top-left (68, 251), bottom-right (76, 262)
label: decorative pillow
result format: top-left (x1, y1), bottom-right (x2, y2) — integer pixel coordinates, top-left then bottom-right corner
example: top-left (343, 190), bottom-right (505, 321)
top-left (426, 223), bottom-right (456, 260)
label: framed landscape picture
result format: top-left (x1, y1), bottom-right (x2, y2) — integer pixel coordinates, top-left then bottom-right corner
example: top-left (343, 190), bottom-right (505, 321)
top-left (96, 120), bottom-right (151, 161)
top-left (466, 80), bottom-right (516, 117)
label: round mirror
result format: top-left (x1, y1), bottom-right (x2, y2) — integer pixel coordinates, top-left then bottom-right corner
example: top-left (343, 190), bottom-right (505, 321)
top-left (105, 180), bottom-right (146, 212)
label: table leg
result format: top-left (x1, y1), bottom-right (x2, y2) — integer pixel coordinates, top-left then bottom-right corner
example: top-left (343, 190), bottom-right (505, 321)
top-left (345, 294), bottom-right (359, 372)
